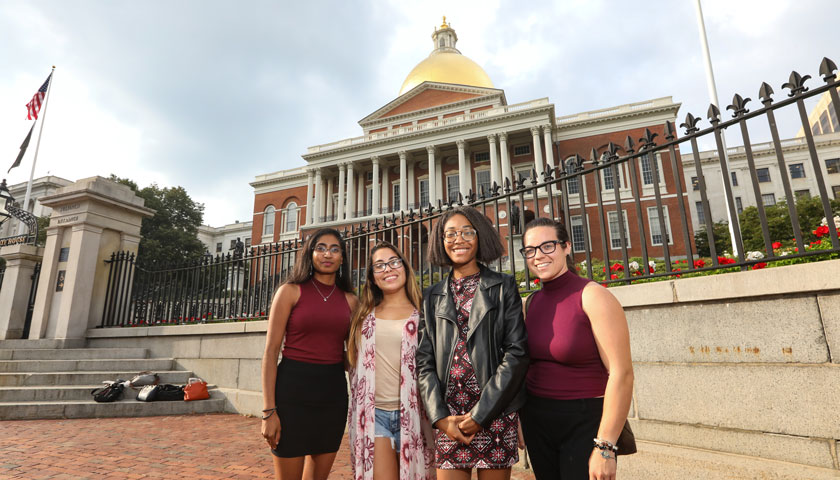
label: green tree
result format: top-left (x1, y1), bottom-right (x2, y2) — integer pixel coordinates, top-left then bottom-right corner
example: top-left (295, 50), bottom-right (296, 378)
top-left (109, 175), bottom-right (206, 269)
top-left (738, 195), bottom-right (840, 252)
top-left (694, 220), bottom-right (733, 257)
top-left (36, 216), bottom-right (49, 246)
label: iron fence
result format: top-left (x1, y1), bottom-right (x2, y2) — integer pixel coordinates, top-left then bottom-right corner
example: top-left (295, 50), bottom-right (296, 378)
top-left (100, 57), bottom-right (840, 327)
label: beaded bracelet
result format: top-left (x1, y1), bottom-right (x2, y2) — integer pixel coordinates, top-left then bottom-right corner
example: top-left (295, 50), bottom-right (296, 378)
top-left (593, 438), bottom-right (619, 452)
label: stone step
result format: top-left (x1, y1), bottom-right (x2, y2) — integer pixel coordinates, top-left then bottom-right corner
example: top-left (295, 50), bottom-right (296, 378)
top-left (0, 348), bottom-right (148, 360)
top-left (0, 384), bottom-right (219, 402)
top-left (0, 370), bottom-right (194, 387)
top-left (0, 390), bottom-right (227, 420)
top-left (0, 358), bottom-right (173, 373)
top-left (0, 339), bottom-right (86, 350)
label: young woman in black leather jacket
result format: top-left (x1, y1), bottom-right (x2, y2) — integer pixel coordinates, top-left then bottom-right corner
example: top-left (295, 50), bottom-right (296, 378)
top-left (417, 206), bottom-right (529, 480)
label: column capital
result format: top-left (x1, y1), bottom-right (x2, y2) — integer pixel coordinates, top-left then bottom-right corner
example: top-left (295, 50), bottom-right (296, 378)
top-left (542, 123), bottom-right (553, 132)
top-left (530, 126), bottom-right (541, 136)
top-left (498, 131), bottom-right (508, 142)
top-left (398, 151), bottom-right (407, 160)
top-left (425, 145), bottom-right (437, 155)
top-left (487, 133), bottom-right (497, 144)
top-left (456, 139), bottom-right (466, 149)
top-left (337, 162), bottom-right (347, 171)
top-left (371, 155), bottom-right (381, 165)
top-left (346, 161), bottom-right (355, 171)
top-left (306, 168), bottom-right (316, 177)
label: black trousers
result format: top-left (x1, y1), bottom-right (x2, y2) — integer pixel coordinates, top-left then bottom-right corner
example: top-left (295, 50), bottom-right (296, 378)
top-left (520, 394), bottom-right (603, 480)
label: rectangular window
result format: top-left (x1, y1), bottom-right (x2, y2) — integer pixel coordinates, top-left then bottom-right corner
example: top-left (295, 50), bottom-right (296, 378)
top-left (565, 160), bottom-right (580, 194)
top-left (820, 111), bottom-right (831, 135)
top-left (756, 168), bottom-right (771, 183)
top-left (696, 201), bottom-right (705, 225)
top-left (647, 206), bottom-right (672, 246)
top-left (230, 239), bottom-right (236, 250)
top-left (731, 171), bottom-right (738, 186)
top-left (393, 183), bottom-right (400, 209)
top-left (789, 163), bottom-right (806, 179)
top-left (607, 210), bottom-right (631, 249)
top-left (571, 215), bottom-right (586, 252)
top-left (446, 174), bottom-right (459, 203)
top-left (419, 179), bottom-right (429, 207)
top-left (216, 242), bottom-right (222, 253)
top-left (833, 185), bottom-right (840, 199)
top-left (761, 193), bottom-right (776, 206)
top-left (474, 152), bottom-right (490, 163)
top-left (513, 144), bottom-right (531, 156)
top-left (476, 170), bottom-right (491, 196)
top-left (515, 166), bottom-right (533, 185)
top-left (602, 166), bottom-right (622, 190)
top-left (366, 171), bottom-right (373, 182)
top-left (366, 187), bottom-right (373, 215)
top-left (795, 189), bottom-right (810, 199)
top-left (812, 122), bottom-right (822, 136)
top-left (691, 176), bottom-right (700, 191)
top-left (245, 238), bottom-right (251, 248)
top-left (830, 106), bottom-right (839, 132)
top-left (641, 154), bottom-right (659, 185)
top-left (735, 197), bottom-right (743, 214)
top-left (826, 158), bottom-right (840, 174)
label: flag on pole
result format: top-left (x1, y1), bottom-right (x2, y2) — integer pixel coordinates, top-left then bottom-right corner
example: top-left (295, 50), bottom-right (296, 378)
top-left (26, 73), bottom-right (52, 120)
top-left (8, 124), bottom-right (35, 173)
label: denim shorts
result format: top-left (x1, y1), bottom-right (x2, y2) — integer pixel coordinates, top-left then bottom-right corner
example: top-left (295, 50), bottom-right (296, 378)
top-left (374, 408), bottom-right (401, 452)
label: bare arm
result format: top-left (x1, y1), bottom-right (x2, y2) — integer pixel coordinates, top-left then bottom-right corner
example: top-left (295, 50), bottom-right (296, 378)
top-left (261, 283), bottom-right (299, 410)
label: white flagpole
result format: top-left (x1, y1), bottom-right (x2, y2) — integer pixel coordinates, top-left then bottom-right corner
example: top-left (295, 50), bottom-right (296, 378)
top-left (18, 66), bottom-right (55, 236)
top-left (693, 0), bottom-right (739, 257)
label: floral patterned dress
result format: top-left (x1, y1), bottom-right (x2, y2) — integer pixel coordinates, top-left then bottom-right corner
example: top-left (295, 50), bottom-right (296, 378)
top-left (435, 272), bottom-right (520, 469)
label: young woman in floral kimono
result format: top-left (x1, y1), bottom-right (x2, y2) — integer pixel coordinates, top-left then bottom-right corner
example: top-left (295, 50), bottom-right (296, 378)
top-left (347, 241), bottom-right (435, 480)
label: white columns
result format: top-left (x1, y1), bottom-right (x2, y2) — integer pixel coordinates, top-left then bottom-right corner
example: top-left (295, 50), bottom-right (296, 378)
top-left (399, 151), bottom-right (408, 212)
top-left (488, 134), bottom-right (500, 188)
top-left (346, 162), bottom-right (356, 220)
top-left (543, 124), bottom-right (555, 172)
top-left (305, 169), bottom-right (315, 225)
top-left (357, 170), bottom-right (365, 216)
top-left (531, 126), bottom-right (545, 180)
top-left (457, 139), bottom-right (468, 198)
top-left (371, 156), bottom-right (380, 216)
top-left (407, 157), bottom-right (415, 210)
top-left (381, 164), bottom-right (389, 214)
top-left (435, 155), bottom-right (443, 204)
top-left (499, 132), bottom-right (511, 186)
top-left (326, 176), bottom-right (334, 219)
top-left (426, 145), bottom-right (437, 208)
top-left (314, 168), bottom-right (323, 224)
top-left (337, 163), bottom-right (346, 221)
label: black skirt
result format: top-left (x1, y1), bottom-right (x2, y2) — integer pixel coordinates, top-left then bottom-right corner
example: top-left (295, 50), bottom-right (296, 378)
top-left (271, 357), bottom-right (348, 458)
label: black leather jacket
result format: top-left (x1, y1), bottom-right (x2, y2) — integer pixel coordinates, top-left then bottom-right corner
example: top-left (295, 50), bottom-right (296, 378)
top-left (417, 265), bottom-right (529, 429)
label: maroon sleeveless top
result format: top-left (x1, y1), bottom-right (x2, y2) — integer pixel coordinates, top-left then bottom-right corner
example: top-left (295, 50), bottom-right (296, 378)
top-left (282, 278), bottom-right (351, 365)
top-left (525, 271), bottom-right (608, 399)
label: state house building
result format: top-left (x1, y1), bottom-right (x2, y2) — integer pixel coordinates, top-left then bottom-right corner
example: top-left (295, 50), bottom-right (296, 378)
top-left (250, 20), bottom-right (691, 263)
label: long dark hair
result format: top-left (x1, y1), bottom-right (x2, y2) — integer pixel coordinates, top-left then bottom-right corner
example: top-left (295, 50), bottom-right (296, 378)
top-left (285, 228), bottom-right (353, 291)
top-left (522, 217), bottom-right (578, 276)
top-left (427, 206), bottom-right (505, 266)
top-left (346, 241), bottom-right (422, 368)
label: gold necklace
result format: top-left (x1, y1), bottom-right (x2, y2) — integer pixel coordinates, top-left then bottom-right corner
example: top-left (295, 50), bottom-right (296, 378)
top-left (312, 279), bottom-right (337, 302)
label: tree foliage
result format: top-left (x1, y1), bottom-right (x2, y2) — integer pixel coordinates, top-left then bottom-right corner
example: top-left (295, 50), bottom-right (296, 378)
top-left (694, 220), bottom-right (733, 257)
top-left (109, 175), bottom-right (205, 269)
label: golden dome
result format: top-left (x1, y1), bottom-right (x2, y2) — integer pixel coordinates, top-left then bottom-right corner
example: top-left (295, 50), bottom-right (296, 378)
top-left (398, 18), bottom-right (494, 96)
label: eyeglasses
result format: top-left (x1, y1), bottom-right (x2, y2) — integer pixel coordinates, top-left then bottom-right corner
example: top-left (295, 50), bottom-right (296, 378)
top-left (443, 228), bottom-right (477, 243)
top-left (372, 258), bottom-right (403, 273)
top-left (314, 245), bottom-right (341, 255)
top-left (520, 240), bottom-right (563, 258)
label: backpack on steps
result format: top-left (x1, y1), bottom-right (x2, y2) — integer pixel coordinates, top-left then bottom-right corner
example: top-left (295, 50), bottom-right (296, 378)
top-left (91, 381), bottom-right (125, 403)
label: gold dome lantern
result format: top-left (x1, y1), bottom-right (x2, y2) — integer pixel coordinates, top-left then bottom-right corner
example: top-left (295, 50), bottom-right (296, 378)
top-left (398, 18), bottom-right (494, 96)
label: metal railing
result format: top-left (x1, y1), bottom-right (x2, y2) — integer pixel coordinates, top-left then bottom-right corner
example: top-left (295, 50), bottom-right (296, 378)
top-left (100, 56), bottom-right (840, 327)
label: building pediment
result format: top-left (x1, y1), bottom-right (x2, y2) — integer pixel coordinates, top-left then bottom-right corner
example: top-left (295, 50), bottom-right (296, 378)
top-left (359, 82), bottom-right (506, 127)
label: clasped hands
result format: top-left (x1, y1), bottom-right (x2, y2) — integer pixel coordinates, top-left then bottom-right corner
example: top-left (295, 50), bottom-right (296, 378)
top-left (435, 413), bottom-right (481, 444)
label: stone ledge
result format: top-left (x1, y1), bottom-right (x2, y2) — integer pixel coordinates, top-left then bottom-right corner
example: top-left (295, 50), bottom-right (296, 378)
top-left (86, 320), bottom-right (269, 339)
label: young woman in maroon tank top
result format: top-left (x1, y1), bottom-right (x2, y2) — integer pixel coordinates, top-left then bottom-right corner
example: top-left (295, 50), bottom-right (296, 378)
top-left (519, 218), bottom-right (633, 480)
top-left (260, 228), bottom-right (358, 480)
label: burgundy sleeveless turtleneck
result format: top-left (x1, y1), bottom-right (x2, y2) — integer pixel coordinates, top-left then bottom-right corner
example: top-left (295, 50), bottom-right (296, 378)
top-left (282, 278), bottom-right (351, 364)
top-left (525, 270), bottom-right (608, 400)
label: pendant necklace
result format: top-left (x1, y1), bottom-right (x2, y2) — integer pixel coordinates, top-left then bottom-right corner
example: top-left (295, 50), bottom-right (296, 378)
top-left (312, 278), bottom-right (337, 302)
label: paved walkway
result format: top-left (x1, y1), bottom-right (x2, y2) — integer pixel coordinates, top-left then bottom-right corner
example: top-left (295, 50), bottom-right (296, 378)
top-left (0, 414), bottom-right (535, 479)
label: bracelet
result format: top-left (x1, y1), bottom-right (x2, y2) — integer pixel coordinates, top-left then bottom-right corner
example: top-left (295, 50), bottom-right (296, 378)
top-left (597, 448), bottom-right (616, 460)
top-left (262, 407), bottom-right (277, 413)
top-left (261, 410), bottom-right (276, 421)
top-left (593, 438), bottom-right (619, 453)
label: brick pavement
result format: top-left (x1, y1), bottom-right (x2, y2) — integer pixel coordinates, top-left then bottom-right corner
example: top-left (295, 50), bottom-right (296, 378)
top-left (0, 414), bottom-right (535, 479)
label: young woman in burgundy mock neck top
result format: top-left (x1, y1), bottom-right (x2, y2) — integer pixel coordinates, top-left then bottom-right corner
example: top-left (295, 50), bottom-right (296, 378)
top-left (260, 228), bottom-right (358, 480)
top-left (519, 218), bottom-right (633, 480)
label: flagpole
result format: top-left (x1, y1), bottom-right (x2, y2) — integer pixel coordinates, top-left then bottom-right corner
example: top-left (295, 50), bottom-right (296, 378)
top-left (18, 66), bottom-right (55, 236)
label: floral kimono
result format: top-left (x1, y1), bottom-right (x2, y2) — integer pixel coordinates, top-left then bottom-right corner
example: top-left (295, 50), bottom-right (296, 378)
top-left (348, 309), bottom-right (435, 480)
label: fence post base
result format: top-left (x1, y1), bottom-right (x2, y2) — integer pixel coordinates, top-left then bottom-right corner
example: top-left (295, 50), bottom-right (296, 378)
top-left (0, 244), bottom-right (43, 339)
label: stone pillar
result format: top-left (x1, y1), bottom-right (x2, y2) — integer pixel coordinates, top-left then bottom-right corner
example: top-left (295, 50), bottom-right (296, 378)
top-left (381, 165), bottom-right (389, 214)
top-left (371, 157), bottom-right (380, 216)
top-left (488, 134), bottom-right (500, 189)
top-left (305, 169), bottom-right (315, 225)
top-left (27, 176), bottom-right (154, 339)
top-left (407, 157), bottom-right (416, 211)
top-left (357, 171), bottom-right (365, 216)
top-left (336, 164), bottom-right (346, 221)
top-left (543, 124), bottom-right (555, 172)
top-left (531, 126), bottom-right (545, 180)
top-left (435, 155), bottom-right (443, 204)
top-left (499, 132), bottom-right (511, 186)
top-left (345, 162), bottom-right (355, 220)
top-left (457, 139), bottom-right (468, 198)
top-left (399, 151), bottom-right (408, 212)
top-left (426, 146), bottom-right (437, 208)
top-left (326, 176), bottom-right (335, 220)
top-left (314, 168), bottom-right (323, 224)
top-left (0, 244), bottom-right (44, 339)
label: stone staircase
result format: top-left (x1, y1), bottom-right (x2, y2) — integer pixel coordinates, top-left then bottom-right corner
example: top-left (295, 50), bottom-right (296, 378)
top-left (0, 339), bottom-right (226, 420)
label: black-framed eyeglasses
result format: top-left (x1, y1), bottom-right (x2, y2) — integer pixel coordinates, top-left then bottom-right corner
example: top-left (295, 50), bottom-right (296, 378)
top-left (520, 240), bottom-right (562, 259)
top-left (314, 244), bottom-right (341, 255)
top-left (372, 258), bottom-right (403, 273)
top-left (443, 228), bottom-right (477, 243)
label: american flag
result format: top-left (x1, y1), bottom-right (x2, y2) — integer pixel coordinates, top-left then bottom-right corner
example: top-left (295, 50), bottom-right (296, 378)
top-left (26, 73), bottom-right (52, 120)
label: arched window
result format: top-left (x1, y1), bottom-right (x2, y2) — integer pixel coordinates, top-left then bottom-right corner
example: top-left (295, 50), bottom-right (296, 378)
top-left (283, 202), bottom-right (298, 233)
top-left (565, 158), bottom-right (580, 194)
top-left (263, 205), bottom-right (275, 237)
top-left (439, 38), bottom-right (445, 48)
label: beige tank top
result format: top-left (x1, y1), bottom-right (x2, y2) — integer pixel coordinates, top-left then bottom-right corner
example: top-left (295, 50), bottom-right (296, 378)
top-left (374, 316), bottom-right (407, 411)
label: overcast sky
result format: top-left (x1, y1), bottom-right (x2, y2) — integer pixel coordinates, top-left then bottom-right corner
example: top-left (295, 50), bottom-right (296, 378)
top-left (1, 0), bottom-right (835, 226)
